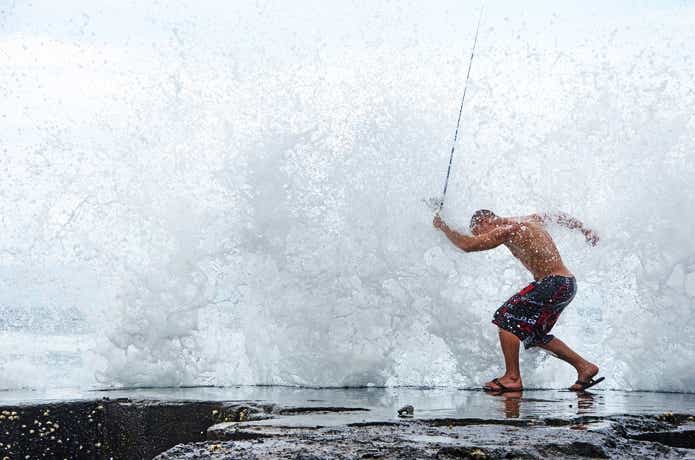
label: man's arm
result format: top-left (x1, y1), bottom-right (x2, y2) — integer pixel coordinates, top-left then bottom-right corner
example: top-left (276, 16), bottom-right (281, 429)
top-left (539, 211), bottom-right (599, 246)
top-left (433, 215), bottom-right (519, 252)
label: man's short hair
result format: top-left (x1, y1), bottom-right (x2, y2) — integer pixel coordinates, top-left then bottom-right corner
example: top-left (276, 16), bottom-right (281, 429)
top-left (470, 209), bottom-right (496, 230)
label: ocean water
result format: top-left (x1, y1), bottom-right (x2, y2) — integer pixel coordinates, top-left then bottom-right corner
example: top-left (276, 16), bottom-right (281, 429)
top-left (4, 386), bottom-right (695, 422)
top-left (1, 1), bottom-right (694, 392)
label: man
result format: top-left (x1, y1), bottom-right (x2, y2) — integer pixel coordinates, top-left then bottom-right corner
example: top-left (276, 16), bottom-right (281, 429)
top-left (433, 209), bottom-right (603, 392)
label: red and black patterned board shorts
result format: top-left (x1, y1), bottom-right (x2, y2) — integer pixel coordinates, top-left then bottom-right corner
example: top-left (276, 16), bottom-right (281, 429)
top-left (492, 275), bottom-right (577, 349)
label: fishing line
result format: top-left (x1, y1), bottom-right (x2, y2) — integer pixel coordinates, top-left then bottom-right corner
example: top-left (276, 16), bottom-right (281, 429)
top-left (437, 3), bottom-right (486, 212)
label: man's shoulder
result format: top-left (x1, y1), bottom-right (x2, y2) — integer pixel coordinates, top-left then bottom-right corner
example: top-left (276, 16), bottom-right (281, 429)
top-left (508, 222), bottom-right (548, 243)
top-left (496, 222), bottom-right (527, 239)
top-left (501, 214), bottom-right (546, 225)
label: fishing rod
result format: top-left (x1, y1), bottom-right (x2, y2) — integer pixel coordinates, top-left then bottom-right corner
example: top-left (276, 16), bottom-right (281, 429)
top-left (437, 3), bottom-right (486, 212)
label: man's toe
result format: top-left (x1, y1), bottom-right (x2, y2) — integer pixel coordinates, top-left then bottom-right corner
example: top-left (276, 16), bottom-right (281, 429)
top-left (484, 380), bottom-right (502, 391)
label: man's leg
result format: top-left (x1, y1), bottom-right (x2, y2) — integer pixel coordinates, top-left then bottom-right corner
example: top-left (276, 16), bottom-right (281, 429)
top-left (539, 337), bottom-right (599, 391)
top-left (485, 328), bottom-right (523, 390)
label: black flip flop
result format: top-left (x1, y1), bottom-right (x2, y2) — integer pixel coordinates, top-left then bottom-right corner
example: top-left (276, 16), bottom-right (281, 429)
top-left (572, 376), bottom-right (605, 392)
top-left (484, 378), bottom-right (523, 393)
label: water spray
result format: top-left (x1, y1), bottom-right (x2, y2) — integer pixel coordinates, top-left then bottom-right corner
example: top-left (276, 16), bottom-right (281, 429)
top-left (431, 3), bottom-right (486, 213)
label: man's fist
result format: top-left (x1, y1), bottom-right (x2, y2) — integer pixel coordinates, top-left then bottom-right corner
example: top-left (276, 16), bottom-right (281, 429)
top-left (433, 214), bottom-right (444, 229)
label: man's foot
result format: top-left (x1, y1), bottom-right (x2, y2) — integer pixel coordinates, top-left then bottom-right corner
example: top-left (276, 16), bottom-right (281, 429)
top-left (569, 363), bottom-right (600, 391)
top-left (484, 376), bottom-right (523, 392)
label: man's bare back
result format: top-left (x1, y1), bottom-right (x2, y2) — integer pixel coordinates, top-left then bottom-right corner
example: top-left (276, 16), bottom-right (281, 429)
top-left (500, 217), bottom-right (573, 280)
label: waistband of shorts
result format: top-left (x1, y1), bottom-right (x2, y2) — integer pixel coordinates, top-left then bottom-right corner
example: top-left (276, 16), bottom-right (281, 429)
top-left (536, 275), bottom-right (576, 283)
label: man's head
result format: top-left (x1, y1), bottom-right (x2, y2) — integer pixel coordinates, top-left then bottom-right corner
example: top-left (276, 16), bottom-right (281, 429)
top-left (470, 209), bottom-right (496, 235)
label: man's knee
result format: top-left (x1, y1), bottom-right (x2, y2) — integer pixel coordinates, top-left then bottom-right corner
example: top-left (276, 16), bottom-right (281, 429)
top-left (498, 327), bottom-right (521, 342)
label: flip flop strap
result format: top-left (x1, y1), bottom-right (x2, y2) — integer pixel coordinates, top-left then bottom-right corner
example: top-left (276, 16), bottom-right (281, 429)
top-left (493, 378), bottom-right (508, 390)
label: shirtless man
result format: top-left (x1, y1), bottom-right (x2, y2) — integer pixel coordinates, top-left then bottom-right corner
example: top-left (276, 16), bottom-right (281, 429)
top-left (433, 209), bottom-right (603, 392)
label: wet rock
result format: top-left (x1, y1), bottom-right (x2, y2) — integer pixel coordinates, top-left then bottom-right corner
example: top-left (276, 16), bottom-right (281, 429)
top-left (630, 429), bottom-right (695, 449)
top-left (538, 441), bottom-right (608, 458)
top-left (3, 398), bottom-right (695, 459)
top-left (0, 399), bottom-right (251, 459)
top-left (152, 413), bottom-right (695, 459)
top-left (398, 405), bottom-right (414, 418)
top-left (436, 446), bottom-right (490, 459)
top-left (276, 406), bottom-right (370, 415)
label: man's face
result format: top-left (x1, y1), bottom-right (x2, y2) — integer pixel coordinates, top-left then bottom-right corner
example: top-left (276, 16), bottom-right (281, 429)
top-left (471, 217), bottom-right (493, 235)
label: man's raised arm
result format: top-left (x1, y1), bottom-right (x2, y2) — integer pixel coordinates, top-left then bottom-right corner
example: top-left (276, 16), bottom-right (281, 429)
top-left (433, 215), bottom-right (519, 252)
top-left (539, 211), bottom-right (599, 246)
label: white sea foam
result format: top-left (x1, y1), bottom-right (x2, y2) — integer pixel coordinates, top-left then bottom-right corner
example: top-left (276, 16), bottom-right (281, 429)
top-left (1, 1), bottom-right (694, 392)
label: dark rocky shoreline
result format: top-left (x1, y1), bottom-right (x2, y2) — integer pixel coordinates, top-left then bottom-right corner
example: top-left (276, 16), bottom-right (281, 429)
top-left (164, 407), bottom-right (695, 459)
top-left (0, 398), bottom-right (248, 459)
top-left (1, 396), bottom-right (694, 459)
